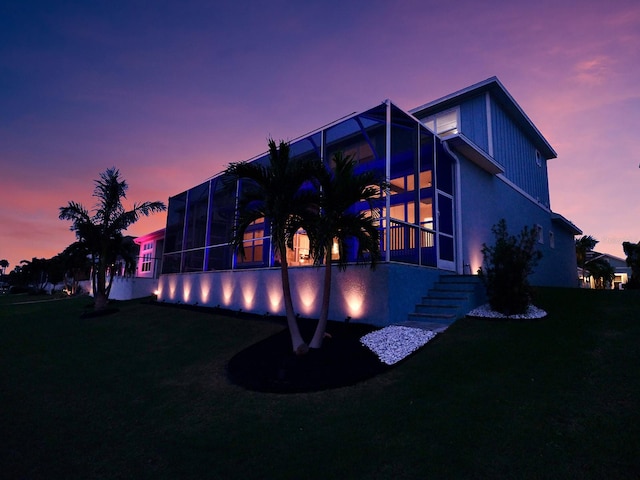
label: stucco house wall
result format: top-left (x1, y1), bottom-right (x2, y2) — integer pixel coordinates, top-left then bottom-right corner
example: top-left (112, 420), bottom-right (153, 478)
top-left (158, 263), bottom-right (441, 327)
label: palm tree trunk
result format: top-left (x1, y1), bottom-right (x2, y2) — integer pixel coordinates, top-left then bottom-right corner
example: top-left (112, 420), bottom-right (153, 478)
top-left (94, 255), bottom-right (109, 311)
top-left (309, 247), bottom-right (332, 349)
top-left (279, 246), bottom-right (308, 354)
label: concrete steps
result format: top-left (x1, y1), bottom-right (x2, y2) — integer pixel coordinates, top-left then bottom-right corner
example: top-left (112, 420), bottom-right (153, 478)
top-left (405, 275), bottom-right (485, 327)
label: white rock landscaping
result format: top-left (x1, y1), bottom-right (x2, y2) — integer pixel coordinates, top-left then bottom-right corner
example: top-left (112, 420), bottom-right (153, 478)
top-left (360, 325), bottom-right (438, 365)
top-left (466, 303), bottom-right (547, 319)
top-left (360, 303), bottom-right (547, 365)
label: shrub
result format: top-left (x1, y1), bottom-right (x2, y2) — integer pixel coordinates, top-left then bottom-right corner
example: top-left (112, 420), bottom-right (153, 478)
top-left (478, 219), bottom-right (543, 315)
top-left (623, 241), bottom-right (640, 290)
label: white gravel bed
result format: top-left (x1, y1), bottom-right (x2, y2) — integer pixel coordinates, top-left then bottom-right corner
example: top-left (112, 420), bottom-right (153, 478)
top-left (466, 303), bottom-right (547, 319)
top-left (360, 325), bottom-right (438, 365)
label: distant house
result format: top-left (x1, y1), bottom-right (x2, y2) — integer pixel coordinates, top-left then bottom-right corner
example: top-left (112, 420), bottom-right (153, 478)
top-left (154, 77), bottom-right (581, 325)
top-left (134, 228), bottom-right (165, 279)
top-left (579, 251), bottom-right (631, 290)
top-left (83, 230), bottom-right (166, 300)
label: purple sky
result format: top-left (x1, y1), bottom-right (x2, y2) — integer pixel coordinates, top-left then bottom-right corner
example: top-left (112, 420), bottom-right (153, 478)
top-left (1, 0), bottom-right (639, 270)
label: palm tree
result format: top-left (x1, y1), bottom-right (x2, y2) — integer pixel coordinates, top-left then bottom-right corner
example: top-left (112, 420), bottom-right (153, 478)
top-left (576, 235), bottom-right (598, 284)
top-left (585, 256), bottom-right (616, 289)
top-left (59, 168), bottom-right (166, 311)
top-left (224, 139), bottom-right (318, 354)
top-left (304, 152), bottom-right (384, 349)
top-left (0, 259), bottom-right (8, 275)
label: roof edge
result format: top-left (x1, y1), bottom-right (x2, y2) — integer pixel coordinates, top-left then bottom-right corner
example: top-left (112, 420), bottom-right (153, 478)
top-left (410, 77), bottom-right (557, 160)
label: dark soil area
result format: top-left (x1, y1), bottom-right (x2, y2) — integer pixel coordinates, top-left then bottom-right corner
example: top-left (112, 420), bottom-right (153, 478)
top-left (227, 318), bottom-right (389, 393)
top-left (80, 307), bottom-right (120, 318)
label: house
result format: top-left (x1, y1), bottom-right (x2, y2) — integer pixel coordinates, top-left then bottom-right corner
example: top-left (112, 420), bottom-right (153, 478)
top-left (134, 228), bottom-right (165, 279)
top-left (81, 231), bottom-right (165, 300)
top-left (156, 77), bottom-right (581, 326)
top-left (579, 251), bottom-right (631, 289)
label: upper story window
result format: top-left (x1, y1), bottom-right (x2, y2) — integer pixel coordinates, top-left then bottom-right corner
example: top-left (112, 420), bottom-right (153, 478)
top-left (535, 150), bottom-right (542, 167)
top-left (535, 224), bottom-right (544, 244)
top-left (421, 108), bottom-right (459, 137)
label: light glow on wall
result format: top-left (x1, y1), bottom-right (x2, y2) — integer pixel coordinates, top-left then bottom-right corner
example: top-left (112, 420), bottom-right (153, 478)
top-left (200, 277), bottom-right (212, 303)
top-left (241, 275), bottom-right (257, 309)
top-left (168, 277), bottom-right (178, 300)
top-left (221, 275), bottom-right (234, 306)
top-left (297, 283), bottom-right (318, 315)
top-left (468, 240), bottom-right (484, 275)
top-left (267, 282), bottom-right (283, 311)
top-left (342, 280), bottom-right (366, 318)
top-left (182, 278), bottom-right (192, 303)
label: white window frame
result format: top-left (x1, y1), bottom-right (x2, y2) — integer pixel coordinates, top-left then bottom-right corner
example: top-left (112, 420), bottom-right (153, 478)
top-left (421, 107), bottom-right (460, 137)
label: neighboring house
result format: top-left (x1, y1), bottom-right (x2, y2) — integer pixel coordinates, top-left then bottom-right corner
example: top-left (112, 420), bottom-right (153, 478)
top-left (81, 231), bottom-right (165, 300)
top-left (579, 251), bottom-right (630, 290)
top-left (134, 228), bottom-right (165, 279)
top-left (156, 77), bottom-right (581, 326)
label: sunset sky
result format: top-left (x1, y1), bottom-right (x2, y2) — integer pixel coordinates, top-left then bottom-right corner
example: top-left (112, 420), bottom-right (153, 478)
top-left (1, 0), bottom-right (639, 271)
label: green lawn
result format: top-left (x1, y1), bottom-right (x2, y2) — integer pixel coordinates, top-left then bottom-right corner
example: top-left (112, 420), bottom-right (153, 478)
top-left (1, 288), bottom-right (639, 479)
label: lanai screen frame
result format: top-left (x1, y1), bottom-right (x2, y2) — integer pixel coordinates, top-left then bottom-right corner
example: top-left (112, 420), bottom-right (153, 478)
top-left (161, 101), bottom-right (456, 274)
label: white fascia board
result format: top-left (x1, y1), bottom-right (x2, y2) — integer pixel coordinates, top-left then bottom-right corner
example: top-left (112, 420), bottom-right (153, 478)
top-left (444, 134), bottom-right (505, 175)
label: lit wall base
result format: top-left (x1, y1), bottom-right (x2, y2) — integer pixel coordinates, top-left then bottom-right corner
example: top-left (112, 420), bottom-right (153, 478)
top-left (79, 277), bottom-right (159, 300)
top-left (157, 263), bottom-right (441, 327)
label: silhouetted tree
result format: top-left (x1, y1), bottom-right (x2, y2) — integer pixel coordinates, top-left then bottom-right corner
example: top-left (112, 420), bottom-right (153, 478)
top-left (0, 259), bottom-right (8, 275)
top-left (576, 235), bottom-right (598, 284)
top-left (59, 168), bottom-right (166, 310)
top-left (303, 152), bottom-right (384, 349)
top-left (586, 257), bottom-right (616, 289)
top-left (224, 140), bottom-right (318, 354)
top-left (623, 241), bottom-right (640, 289)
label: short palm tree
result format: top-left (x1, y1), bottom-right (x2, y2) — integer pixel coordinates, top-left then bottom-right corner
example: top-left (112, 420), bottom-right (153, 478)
top-left (576, 235), bottom-right (598, 283)
top-left (224, 139), bottom-right (318, 354)
top-left (59, 168), bottom-right (166, 311)
top-left (585, 256), bottom-right (616, 289)
top-left (304, 152), bottom-right (384, 349)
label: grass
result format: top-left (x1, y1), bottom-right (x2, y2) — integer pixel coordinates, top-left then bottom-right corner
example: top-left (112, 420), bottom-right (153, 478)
top-left (1, 288), bottom-right (639, 479)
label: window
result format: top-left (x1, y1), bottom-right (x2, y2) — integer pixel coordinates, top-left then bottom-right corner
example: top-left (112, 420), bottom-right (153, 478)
top-left (236, 218), bottom-right (265, 265)
top-left (535, 224), bottom-right (544, 244)
top-left (288, 230), bottom-right (310, 265)
top-left (140, 242), bottom-right (154, 273)
top-left (549, 231), bottom-right (555, 249)
top-left (421, 108), bottom-right (459, 136)
top-left (141, 253), bottom-right (152, 272)
top-left (237, 230), bottom-right (264, 264)
top-left (535, 150), bottom-right (542, 167)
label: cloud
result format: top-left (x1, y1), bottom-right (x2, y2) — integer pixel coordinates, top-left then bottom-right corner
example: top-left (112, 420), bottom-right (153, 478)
top-left (573, 56), bottom-right (613, 85)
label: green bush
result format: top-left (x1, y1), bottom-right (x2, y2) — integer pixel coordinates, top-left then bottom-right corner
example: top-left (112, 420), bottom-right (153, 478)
top-left (478, 219), bottom-right (542, 315)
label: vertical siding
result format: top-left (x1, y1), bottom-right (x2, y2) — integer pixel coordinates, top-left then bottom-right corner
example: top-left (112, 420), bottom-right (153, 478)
top-left (490, 98), bottom-right (550, 206)
top-left (459, 95), bottom-right (488, 152)
top-left (459, 159), bottom-right (576, 287)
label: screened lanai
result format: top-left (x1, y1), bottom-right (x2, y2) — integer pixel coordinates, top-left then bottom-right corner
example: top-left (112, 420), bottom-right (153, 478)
top-left (161, 101), bottom-right (457, 275)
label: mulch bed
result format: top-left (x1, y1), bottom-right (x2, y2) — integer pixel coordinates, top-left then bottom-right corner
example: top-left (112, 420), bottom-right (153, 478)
top-left (227, 318), bottom-right (390, 393)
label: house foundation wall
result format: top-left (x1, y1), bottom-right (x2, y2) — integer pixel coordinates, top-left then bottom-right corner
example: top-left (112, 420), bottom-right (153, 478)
top-left (157, 263), bottom-right (441, 327)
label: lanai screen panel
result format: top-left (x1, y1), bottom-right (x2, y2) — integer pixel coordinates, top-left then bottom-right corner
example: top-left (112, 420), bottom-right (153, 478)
top-left (160, 102), bottom-right (455, 274)
top-left (183, 181), bottom-right (210, 272)
top-left (325, 104), bottom-right (386, 175)
top-left (206, 175), bottom-right (236, 271)
top-left (388, 105), bottom-right (419, 264)
top-left (324, 104), bottom-right (387, 264)
top-left (162, 191), bottom-right (187, 274)
top-left (419, 127), bottom-right (436, 266)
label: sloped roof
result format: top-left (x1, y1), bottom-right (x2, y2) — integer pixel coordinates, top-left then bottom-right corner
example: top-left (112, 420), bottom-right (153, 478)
top-left (410, 77), bottom-right (557, 160)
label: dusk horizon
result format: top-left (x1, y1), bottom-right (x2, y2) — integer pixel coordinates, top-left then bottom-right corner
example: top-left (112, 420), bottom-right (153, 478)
top-left (1, 0), bottom-right (639, 271)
